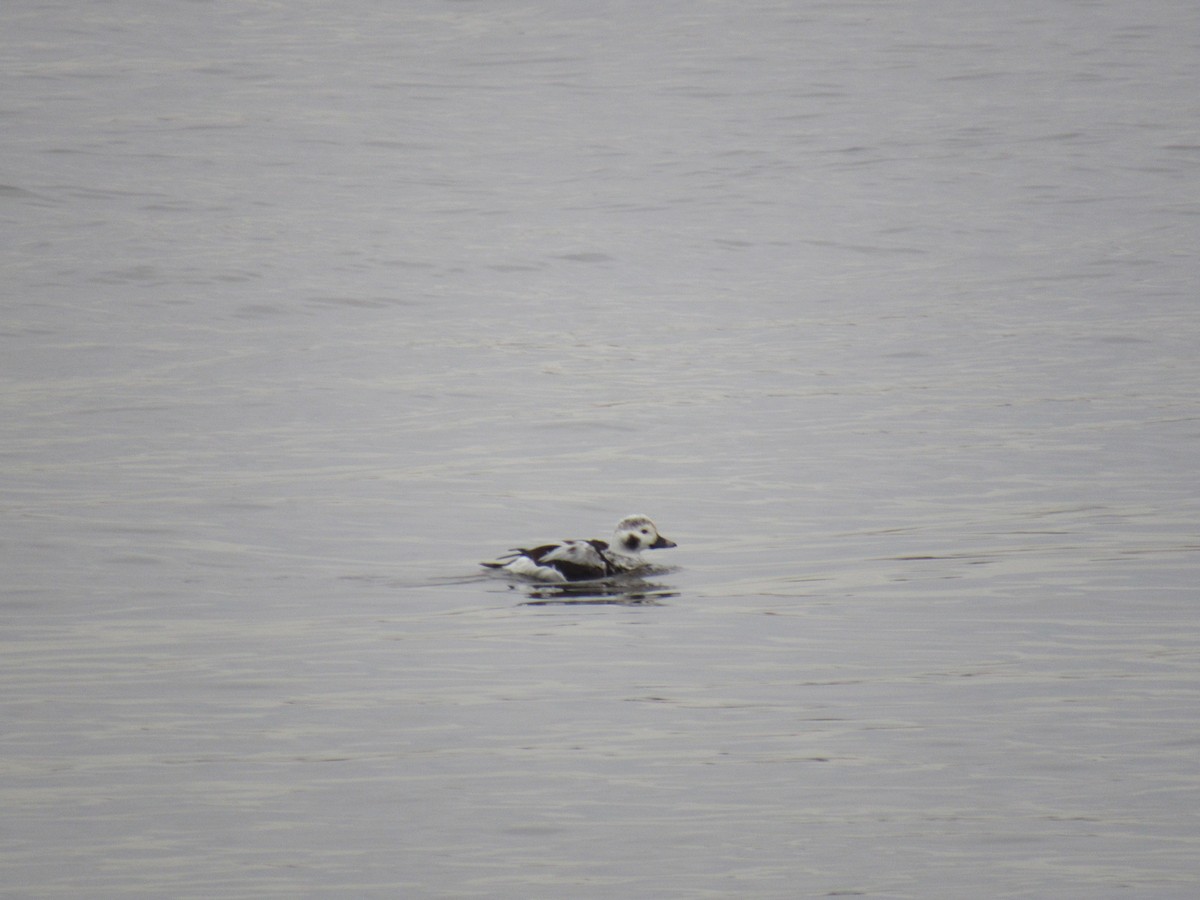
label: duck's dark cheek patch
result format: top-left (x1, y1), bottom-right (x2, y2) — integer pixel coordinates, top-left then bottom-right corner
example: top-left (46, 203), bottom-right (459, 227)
top-left (624, 535), bottom-right (640, 550)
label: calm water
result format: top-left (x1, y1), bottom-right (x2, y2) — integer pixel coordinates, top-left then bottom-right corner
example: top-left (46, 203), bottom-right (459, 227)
top-left (4, 1), bottom-right (1200, 897)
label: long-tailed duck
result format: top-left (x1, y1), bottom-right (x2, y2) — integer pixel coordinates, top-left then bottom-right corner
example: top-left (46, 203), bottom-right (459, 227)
top-left (482, 515), bottom-right (676, 583)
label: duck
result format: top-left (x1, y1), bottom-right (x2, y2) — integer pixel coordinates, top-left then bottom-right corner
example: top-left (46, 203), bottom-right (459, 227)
top-left (482, 515), bottom-right (676, 583)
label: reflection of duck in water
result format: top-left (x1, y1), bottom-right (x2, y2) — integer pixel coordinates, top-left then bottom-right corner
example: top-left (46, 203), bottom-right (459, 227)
top-left (520, 579), bottom-right (678, 606)
top-left (481, 515), bottom-right (676, 583)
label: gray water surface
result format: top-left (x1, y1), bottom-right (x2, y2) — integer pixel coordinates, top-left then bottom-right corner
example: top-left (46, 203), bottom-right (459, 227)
top-left (4, 2), bottom-right (1200, 897)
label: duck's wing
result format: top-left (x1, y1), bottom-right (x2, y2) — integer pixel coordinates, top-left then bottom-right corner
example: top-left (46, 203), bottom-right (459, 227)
top-left (538, 539), bottom-right (605, 567)
top-left (531, 539), bottom-right (611, 581)
top-left (482, 539), bottom-right (616, 582)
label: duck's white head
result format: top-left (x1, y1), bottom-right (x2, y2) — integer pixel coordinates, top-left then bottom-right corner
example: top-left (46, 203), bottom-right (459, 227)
top-left (611, 515), bottom-right (676, 557)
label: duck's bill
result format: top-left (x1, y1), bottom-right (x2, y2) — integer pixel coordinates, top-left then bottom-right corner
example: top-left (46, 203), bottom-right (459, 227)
top-left (650, 535), bottom-right (676, 549)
